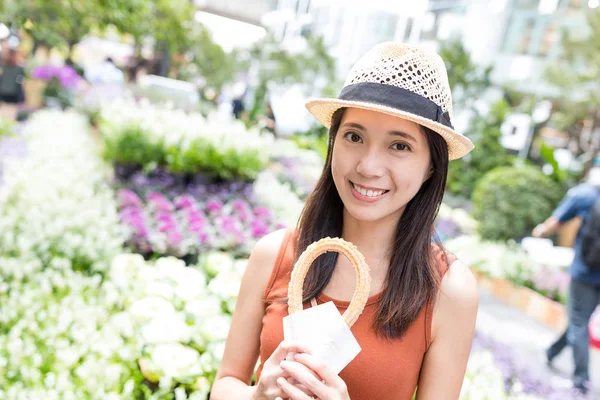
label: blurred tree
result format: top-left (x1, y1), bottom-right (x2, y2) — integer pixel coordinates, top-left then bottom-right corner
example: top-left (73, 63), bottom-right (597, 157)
top-left (1, 0), bottom-right (195, 76)
top-left (439, 38), bottom-right (492, 110)
top-left (544, 10), bottom-right (600, 174)
top-left (174, 23), bottom-right (241, 91)
top-left (438, 39), bottom-right (512, 199)
top-left (244, 34), bottom-right (337, 123)
top-left (2, 0), bottom-right (105, 54)
top-left (447, 99), bottom-right (514, 199)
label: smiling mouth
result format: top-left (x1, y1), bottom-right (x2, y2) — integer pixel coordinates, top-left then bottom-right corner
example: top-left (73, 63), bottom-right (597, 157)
top-left (351, 181), bottom-right (389, 198)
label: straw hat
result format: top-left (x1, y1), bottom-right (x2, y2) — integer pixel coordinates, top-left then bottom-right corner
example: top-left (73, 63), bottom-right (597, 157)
top-left (305, 42), bottom-right (474, 160)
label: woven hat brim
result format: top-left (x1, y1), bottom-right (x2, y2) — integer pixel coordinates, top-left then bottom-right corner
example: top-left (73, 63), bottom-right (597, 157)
top-left (305, 98), bottom-right (474, 160)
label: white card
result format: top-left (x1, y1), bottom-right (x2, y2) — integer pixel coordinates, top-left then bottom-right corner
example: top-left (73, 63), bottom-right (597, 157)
top-left (282, 301), bottom-right (362, 375)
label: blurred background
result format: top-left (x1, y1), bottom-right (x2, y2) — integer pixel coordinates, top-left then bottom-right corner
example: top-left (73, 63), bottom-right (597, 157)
top-left (1, 0), bottom-right (600, 398)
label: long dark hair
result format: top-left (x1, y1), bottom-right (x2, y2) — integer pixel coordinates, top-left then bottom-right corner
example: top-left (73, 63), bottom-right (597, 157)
top-left (295, 108), bottom-right (449, 339)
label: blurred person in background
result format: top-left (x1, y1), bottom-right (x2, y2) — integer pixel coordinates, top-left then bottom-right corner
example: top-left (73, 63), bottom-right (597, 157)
top-left (0, 48), bottom-right (25, 120)
top-left (260, 102), bottom-right (277, 136)
top-left (85, 56), bottom-right (124, 85)
top-left (533, 166), bottom-right (600, 394)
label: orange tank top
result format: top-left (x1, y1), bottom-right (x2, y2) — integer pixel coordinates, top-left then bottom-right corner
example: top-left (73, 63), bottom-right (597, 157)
top-left (256, 229), bottom-right (456, 399)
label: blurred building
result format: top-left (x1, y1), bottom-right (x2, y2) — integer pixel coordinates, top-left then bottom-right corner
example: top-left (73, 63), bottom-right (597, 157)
top-left (195, 0), bottom-right (278, 25)
top-left (266, 0), bottom-right (594, 97)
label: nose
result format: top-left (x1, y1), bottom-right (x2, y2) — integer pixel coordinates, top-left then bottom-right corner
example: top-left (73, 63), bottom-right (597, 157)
top-left (356, 149), bottom-right (385, 179)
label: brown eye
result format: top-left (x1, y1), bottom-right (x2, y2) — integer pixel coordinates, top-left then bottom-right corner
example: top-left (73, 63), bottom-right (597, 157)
top-left (344, 132), bottom-right (363, 143)
top-left (391, 143), bottom-right (410, 151)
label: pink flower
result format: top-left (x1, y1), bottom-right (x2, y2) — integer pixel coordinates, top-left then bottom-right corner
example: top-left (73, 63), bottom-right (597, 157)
top-left (118, 189), bottom-right (143, 208)
top-left (206, 200), bottom-right (223, 213)
top-left (167, 231), bottom-right (183, 246)
top-left (254, 207), bottom-right (272, 218)
top-left (148, 192), bottom-right (174, 212)
top-left (174, 194), bottom-right (196, 210)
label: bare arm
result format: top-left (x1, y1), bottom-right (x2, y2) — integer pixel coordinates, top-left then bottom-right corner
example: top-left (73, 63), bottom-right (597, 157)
top-left (210, 229), bottom-right (286, 400)
top-left (416, 260), bottom-right (479, 400)
top-left (532, 216), bottom-right (561, 238)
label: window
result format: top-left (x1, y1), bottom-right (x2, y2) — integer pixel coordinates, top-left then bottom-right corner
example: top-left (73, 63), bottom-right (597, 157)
top-left (513, 0), bottom-right (540, 8)
top-left (403, 18), bottom-right (414, 41)
top-left (568, 0), bottom-right (584, 9)
top-left (517, 18), bottom-right (536, 54)
top-left (537, 20), bottom-right (559, 56)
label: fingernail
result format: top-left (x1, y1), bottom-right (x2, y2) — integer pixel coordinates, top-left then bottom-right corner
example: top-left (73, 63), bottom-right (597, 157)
top-left (277, 377), bottom-right (286, 386)
top-left (280, 360), bottom-right (288, 369)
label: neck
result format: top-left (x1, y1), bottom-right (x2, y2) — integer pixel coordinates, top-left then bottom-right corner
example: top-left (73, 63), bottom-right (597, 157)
top-left (340, 208), bottom-right (401, 273)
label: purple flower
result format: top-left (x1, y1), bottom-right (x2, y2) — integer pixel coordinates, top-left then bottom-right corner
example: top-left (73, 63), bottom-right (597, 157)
top-left (198, 232), bottom-right (209, 244)
top-left (57, 65), bottom-right (81, 89)
top-left (31, 65), bottom-right (60, 81)
top-left (251, 218), bottom-right (269, 238)
top-left (118, 189), bottom-right (143, 209)
top-left (147, 192), bottom-right (174, 212)
top-left (189, 221), bottom-right (205, 233)
top-left (155, 211), bottom-right (175, 224)
top-left (167, 230), bottom-right (183, 246)
top-left (158, 220), bottom-right (177, 233)
top-left (31, 65), bottom-right (81, 89)
top-left (254, 207), bottom-right (272, 218)
top-left (187, 209), bottom-right (206, 223)
top-left (174, 194), bottom-right (196, 210)
top-left (206, 199), bottom-right (224, 213)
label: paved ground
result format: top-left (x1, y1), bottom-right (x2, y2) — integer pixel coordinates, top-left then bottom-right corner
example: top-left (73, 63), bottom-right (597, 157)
top-left (477, 289), bottom-right (600, 398)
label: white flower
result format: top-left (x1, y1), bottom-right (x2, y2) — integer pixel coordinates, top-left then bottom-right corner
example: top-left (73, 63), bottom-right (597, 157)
top-left (148, 343), bottom-right (202, 380)
top-left (142, 312), bottom-right (192, 344)
top-left (204, 251), bottom-right (234, 276)
top-left (185, 297), bottom-right (222, 319)
top-left (130, 297), bottom-right (176, 321)
top-left (198, 315), bottom-right (231, 342)
top-left (209, 270), bottom-right (243, 301)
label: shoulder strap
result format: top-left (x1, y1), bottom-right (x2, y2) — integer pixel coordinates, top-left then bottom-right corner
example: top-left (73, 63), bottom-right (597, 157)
top-left (263, 228), bottom-right (295, 303)
top-left (425, 245), bottom-right (456, 350)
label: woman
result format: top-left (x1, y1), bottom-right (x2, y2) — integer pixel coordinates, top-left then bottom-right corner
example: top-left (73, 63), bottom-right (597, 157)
top-left (0, 48), bottom-right (25, 120)
top-left (210, 42), bottom-right (478, 400)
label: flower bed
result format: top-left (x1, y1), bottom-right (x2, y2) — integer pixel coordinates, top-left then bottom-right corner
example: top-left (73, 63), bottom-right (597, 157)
top-left (466, 331), bottom-right (583, 399)
top-left (0, 110), bottom-right (124, 273)
top-left (116, 187), bottom-right (285, 260)
top-left (0, 251), bottom-right (241, 399)
top-left (99, 98), bottom-right (271, 181)
top-left (445, 235), bottom-right (569, 305)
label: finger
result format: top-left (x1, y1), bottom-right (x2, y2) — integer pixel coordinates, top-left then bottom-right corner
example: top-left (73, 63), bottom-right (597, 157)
top-left (287, 378), bottom-right (315, 397)
top-left (280, 360), bottom-right (327, 398)
top-left (277, 377), bottom-right (313, 400)
top-left (272, 340), bottom-right (311, 361)
top-left (293, 353), bottom-right (345, 391)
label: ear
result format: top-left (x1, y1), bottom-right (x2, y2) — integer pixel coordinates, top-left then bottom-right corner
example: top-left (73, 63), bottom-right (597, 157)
top-left (425, 165), bottom-right (434, 181)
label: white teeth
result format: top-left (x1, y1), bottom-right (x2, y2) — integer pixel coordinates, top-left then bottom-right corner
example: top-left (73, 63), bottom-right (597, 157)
top-left (353, 183), bottom-right (385, 197)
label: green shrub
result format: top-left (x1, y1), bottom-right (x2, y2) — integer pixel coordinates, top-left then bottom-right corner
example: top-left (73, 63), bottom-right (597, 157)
top-left (472, 165), bottom-right (563, 241)
top-left (102, 125), bottom-right (167, 169)
top-left (447, 99), bottom-right (514, 199)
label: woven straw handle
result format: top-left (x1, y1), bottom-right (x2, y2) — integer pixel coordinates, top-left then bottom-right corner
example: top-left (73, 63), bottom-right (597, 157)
top-left (287, 237), bottom-right (371, 328)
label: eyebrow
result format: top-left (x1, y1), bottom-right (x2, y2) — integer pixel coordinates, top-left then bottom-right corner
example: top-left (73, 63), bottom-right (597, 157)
top-left (340, 122), bottom-right (418, 143)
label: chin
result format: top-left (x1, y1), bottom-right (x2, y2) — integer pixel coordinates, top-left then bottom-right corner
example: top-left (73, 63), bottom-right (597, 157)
top-left (343, 202), bottom-right (394, 224)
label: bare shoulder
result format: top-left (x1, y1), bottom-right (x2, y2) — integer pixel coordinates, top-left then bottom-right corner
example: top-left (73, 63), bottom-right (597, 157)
top-left (432, 259), bottom-right (479, 336)
top-left (251, 228), bottom-right (288, 263)
top-left (245, 228), bottom-right (289, 290)
top-left (439, 259), bottom-right (479, 307)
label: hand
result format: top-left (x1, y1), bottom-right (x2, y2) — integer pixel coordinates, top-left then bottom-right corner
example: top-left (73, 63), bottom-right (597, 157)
top-left (275, 353), bottom-right (350, 400)
top-left (532, 223), bottom-right (546, 238)
top-left (254, 340), bottom-right (316, 400)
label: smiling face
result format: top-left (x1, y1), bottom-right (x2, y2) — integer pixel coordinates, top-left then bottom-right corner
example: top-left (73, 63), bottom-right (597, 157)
top-left (331, 108), bottom-right (434, 226)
